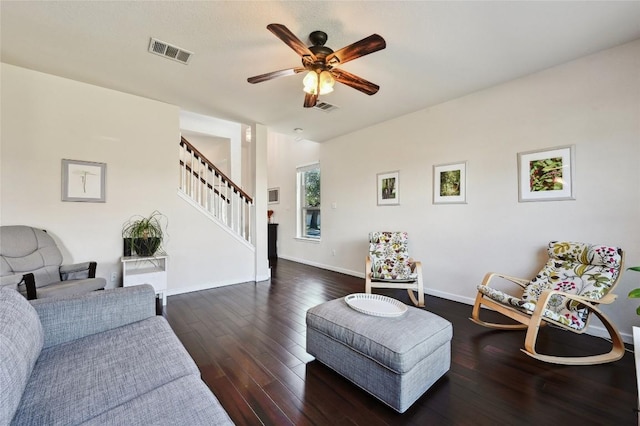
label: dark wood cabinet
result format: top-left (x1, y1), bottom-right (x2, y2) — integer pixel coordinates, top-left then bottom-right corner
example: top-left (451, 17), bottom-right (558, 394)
top-left (268, 223), bottom-right (278, 259)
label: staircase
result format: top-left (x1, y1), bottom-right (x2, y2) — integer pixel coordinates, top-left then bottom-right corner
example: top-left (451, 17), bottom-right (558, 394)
top-left (178, 136), bottom-right (253, 245)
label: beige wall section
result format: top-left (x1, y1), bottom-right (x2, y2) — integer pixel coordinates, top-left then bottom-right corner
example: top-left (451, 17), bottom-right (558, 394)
top-left (268, 40), bottom-right (640, 342)
top-left (0, 63), bottom-right (256, 294)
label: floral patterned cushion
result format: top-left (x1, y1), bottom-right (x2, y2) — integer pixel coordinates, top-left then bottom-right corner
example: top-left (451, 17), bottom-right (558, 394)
top-left (478, 241), bottom-right (623, 331)
top-left (369, 232), bottom-right (417, 281)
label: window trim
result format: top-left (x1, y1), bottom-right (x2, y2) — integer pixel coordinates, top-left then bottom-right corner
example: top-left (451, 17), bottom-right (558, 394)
top-left (296, 162), bottom-right (321, 240)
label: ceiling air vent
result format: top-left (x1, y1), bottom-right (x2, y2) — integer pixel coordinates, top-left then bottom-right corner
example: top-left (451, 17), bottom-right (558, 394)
top-left (313, 101), bottom-right (338, 112)
top-left (148, 38), bottom-right (193, 64)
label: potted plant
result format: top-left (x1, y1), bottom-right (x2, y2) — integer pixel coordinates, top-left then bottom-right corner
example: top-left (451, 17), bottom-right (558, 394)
top-left (122, 211), bottom-right (167, 257)
top-left (627, 266), bottom-right (640, 410)
top-left (628, 266), bottom-right (640, 313)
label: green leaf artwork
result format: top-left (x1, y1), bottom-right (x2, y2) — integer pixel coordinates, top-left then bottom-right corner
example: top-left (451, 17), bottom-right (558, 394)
top-left (529, 157), bottom-right (563, 192)
top-left (382, 177), bottom-right (396, 200)
top-left (440, 170), bottom-right (461, 196)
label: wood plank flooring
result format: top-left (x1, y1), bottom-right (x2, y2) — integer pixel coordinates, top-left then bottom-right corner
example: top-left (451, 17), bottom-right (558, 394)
top-left (164, 259), bottom-right (638, 425)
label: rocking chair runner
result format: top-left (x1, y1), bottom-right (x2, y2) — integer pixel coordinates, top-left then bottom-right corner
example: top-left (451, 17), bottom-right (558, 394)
top-left (470, 241), bottom-right (625, 365)
top-left (365, 231), bottom-right (425, 307)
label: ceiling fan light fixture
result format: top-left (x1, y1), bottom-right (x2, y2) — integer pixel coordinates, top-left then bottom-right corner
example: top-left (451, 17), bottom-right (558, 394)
top-left (303, 70), bottom-right (335, 95)
top-left (319, 70), bottom-right (335, 94)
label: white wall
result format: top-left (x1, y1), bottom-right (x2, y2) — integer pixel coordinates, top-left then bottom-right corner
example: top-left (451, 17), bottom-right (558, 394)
top-left (1, 63), bottom-right (256, 295)
top-left (267, 132), bottom-right (322, 263)
top-left (268, 40), bottom-right (640, 342)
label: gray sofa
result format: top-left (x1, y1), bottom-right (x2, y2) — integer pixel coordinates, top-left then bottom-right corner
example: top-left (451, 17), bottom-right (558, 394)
top-left (0, 284), bottom-right (233, 425)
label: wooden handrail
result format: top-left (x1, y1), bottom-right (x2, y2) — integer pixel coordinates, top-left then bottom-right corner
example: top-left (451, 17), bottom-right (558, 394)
top-left (180, 136), bottom-right (253, 204)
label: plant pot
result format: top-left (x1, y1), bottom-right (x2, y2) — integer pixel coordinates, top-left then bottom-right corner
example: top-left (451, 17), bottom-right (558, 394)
top-left (133, 237), bottom-right (161, 257)
top-left (123, 238), bottom-right (133, 256)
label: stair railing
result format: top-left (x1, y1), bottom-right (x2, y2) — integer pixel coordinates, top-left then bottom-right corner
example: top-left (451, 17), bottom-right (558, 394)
top-left (179, 136), bottom-right (253, 243)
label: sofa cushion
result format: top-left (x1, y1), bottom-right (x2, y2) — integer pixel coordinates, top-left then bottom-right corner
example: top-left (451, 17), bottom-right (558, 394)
top-left (0, 287), bottom-right (44, 425)
top-left (31, 284), bottom-right (156, 349)
top-left (82, 375), bottom-right (234, 425)
top-left (12, 316), bottom-right (201, 426)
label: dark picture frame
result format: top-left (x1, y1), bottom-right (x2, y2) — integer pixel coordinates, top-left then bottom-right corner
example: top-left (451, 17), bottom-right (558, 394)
top-left (377, 171), bottom-right (400, 206)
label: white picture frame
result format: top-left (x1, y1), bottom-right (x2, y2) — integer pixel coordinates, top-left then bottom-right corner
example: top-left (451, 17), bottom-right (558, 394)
top-left (433, 161), bottom-right (467, 204)
top-left (377, 171), bottom-right (400, 206)
top-left (61, 159), bottom-right (106, 202)
top-left (518, 145), bottom-right (575, 202)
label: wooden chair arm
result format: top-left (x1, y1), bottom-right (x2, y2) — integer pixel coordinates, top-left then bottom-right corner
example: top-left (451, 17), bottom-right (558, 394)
top-left (480, 272), bottom-right (529, 289)
top-left (408, 259), bottom-right (422, 273)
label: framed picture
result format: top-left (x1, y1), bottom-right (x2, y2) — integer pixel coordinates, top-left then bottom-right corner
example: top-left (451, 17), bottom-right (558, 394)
top-left (61, 159), bottom-right (106, 202)
top-left (518, 145), bottom-right (575, 202)
top-left (377, 171), bottom-right (400, 205)
top-left (433, 161), bottom-right (467, 204)
top-left (268, 187), bottom-right (280, 204)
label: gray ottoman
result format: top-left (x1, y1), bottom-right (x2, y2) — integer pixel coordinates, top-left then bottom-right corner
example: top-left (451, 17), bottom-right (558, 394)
top-left (306, 297), bottom-right (452, 413)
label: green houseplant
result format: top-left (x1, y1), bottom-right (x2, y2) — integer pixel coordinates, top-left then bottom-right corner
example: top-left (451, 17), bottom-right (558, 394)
top-left (122, 211), bottom-right (167, 257)
top-left (627, 266), bottom-right (640, 411)
top-left (628, 266), bottom-right (640, 315)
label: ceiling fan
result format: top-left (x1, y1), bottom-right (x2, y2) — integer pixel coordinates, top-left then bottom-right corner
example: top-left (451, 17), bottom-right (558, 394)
top-left (247, 24), bottom-right (386, 108)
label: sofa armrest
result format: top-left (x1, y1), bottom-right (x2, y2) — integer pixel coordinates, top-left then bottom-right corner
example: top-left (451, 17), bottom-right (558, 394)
top-left (30, 284), bottom-right (156, 348)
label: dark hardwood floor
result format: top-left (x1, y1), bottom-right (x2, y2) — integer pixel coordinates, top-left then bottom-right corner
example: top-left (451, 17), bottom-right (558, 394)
top-left (164, 259), bottom-right (638, 425)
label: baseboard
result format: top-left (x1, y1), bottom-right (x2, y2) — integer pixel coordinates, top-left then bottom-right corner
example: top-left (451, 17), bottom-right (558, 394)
top-left (165, 279), bottom-right (248, 297)
top-left (165, 270), bottom-right (270, 298)
top-left (277, 254), bottom-right (364, 278)
top-left (256, 271), bottom-right (271, 282)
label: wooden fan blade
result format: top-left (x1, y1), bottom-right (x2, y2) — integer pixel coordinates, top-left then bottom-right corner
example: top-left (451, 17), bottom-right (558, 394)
top-left (326, 34), bottom-right (386, 65)
top-left (303, 93), bottom-right (318, 108)
top-left (267, 24), bottom-right (317, 61)
top-left (247, 67), bottom-right (305, 84)
top-left (332, 69), bottom-right (379, 95)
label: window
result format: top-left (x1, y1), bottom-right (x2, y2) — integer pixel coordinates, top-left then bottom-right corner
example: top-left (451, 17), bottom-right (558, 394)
top-left (297, 163), bottom-right (320, 239)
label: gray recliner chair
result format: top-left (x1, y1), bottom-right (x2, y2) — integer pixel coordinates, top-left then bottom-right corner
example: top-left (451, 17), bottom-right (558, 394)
top-left (0, 225), bottom-right (106, 299)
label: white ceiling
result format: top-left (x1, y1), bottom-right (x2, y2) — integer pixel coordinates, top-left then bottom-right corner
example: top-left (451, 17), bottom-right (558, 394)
top-left (2, 1), bottom-right (640, 142)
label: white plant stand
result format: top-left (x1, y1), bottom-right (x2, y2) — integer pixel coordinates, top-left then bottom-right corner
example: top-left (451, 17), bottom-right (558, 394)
top-left (121, 254), bottom-right (168, 306)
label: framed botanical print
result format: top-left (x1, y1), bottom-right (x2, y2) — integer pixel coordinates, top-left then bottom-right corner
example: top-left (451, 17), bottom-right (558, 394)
top-left (518, 145), bottom-right (575, 202)
top-left (433, 161), bottom-right (467, 204)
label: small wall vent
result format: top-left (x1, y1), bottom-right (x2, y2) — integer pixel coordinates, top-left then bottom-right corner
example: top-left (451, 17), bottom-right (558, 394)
top-left (314, 101), bottom-right (338, 112)
top-left (148, 38), bottom-right (193, 64)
